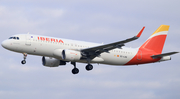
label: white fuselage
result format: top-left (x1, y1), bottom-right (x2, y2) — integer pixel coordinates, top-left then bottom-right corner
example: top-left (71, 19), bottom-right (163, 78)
top-left (2, 34), bottom-right (139, 65)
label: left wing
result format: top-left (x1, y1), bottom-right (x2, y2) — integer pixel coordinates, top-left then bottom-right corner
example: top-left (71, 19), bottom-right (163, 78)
top-left (81, 26), bottom-right (145, 59)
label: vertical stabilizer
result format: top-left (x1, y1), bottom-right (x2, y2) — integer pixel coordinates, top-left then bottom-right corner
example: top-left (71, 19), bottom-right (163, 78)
top-left (140, 25), bottom-right (169, 54)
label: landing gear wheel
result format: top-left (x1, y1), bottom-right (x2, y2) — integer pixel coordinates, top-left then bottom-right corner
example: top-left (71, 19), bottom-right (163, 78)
top-left (21, 60), bottom-right (26, 64)
top-left (86, 64), bottom-right (93, 71)
top-left (72, 68), bottom-right (79, 74)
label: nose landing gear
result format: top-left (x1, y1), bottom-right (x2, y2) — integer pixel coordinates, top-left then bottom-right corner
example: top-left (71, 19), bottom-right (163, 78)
top-left (21, 53), bottom-right (27, 64)
top-left (21, 60), bottom-right (26, 64)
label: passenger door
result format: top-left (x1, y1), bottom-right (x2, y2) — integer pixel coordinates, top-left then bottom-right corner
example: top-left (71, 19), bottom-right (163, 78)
top-left (25, 34), bottom-right (31, 46)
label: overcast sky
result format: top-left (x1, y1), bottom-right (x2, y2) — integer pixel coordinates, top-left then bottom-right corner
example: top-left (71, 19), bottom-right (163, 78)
top-left (0, 0), bottom-right (180, 99)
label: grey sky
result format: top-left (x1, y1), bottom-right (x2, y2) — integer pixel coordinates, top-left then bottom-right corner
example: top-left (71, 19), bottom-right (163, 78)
top-left (0, 0), bottom-right (180, 99)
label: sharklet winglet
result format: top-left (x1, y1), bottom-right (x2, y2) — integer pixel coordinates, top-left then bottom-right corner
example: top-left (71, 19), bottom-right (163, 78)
top-left (136, 26), bottom-right (145, 38)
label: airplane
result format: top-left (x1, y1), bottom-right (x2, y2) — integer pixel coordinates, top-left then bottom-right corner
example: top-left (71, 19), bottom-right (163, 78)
top-left (1, 25), bottom-right (179, 74)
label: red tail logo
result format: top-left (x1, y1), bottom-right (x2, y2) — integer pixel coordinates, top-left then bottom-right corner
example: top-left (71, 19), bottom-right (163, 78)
top-left (140, 25), bottom-right (169, 54)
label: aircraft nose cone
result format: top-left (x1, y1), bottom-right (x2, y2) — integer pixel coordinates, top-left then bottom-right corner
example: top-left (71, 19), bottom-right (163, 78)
top-left (1, 41), bottom-right (5, 48)
top-left (1, 40), bottom-right (8, 49)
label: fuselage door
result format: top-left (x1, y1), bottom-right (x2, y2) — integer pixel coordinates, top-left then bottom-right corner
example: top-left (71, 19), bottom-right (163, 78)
top-left (25, 34), bottom-right (31, 46)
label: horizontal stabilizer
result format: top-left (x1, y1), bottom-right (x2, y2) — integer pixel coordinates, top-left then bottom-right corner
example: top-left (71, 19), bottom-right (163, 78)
top-left (151, 52), bottom-right (179, 58)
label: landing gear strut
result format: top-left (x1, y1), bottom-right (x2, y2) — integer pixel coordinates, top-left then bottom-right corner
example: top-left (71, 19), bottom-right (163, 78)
top-left (21, 53), bottom-right (27, 64)
top-left (71, 62), bottom-right (79, 74)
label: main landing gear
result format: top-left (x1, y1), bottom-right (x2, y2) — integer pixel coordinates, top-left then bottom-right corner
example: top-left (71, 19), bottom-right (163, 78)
top-left (86, 64), bottom-right (93, 71)
top-left (71, 62), bottom-right (93, 74)
top-left (71, 62), bottom-right (79, 74)
top-left (85, 58), bottom-right (93, 71)
top-left (21, 53), bottom-right (27, 64)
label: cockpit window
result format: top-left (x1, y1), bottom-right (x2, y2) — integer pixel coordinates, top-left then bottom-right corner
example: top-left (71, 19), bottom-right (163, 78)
top-left (9, 36), bottom-right (20, 40)
top-left (9, 37), bottom-right (13, 39)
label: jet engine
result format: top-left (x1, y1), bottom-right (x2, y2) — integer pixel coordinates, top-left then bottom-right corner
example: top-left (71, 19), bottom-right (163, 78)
top-left (62, 50), bottom-right (81, 61)
top-left (42, 56), bottom-right (66, 67)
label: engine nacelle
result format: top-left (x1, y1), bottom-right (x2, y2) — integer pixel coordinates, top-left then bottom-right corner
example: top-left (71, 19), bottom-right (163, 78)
top-left (62, 50), bottom-right (81, 61)
top-left (42, 56), bottom-right (66, 67)
top-left (159, 56), bottom-right (171, 62)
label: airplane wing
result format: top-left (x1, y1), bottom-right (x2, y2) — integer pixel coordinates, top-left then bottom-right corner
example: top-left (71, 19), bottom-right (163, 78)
top-left (151, 52), bottom-right (179, 59)
top-left (81, 27), bottom-right (145, 59)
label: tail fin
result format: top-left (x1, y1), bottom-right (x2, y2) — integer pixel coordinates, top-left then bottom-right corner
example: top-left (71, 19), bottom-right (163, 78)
top-left (140, 25), bottom-right (170, 54)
